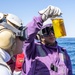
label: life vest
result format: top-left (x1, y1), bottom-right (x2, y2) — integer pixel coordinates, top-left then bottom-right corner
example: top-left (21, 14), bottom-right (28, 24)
top-left (7, 53), bottom-right (24, 72)
top-left (37, 45), bottom-right (66, 61)
top-left (23, 45), bottom-right (68, 75)
top-left (36, 45), bottom-right (67, 72)
top-left (15, 53), bottom-right (24, 71)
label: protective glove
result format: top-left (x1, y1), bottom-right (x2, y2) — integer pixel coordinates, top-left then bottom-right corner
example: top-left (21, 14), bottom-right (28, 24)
top-left (39, 5), bottom-right (62, 21)
top-left (0, 13), bottom-right (4, 20)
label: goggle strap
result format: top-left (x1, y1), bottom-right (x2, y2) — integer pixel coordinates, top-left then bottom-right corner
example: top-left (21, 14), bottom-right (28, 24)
top-left (0, 22), bottom-right (21, 36)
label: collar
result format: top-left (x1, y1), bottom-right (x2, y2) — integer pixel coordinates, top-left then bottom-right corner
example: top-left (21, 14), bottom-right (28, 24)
top-left (46, 41), bottom-right (58, 47)
top-left (0, 48), bottom-right (11, 62)
top-left (44, 41), bottom-right (59, 52)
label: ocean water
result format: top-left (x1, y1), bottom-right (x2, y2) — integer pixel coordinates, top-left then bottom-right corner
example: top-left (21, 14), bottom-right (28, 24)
top-left (56, 38), bottom-right (75, 75)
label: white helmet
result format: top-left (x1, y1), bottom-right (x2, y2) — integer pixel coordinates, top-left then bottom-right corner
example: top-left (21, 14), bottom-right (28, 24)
top-left (6, 13), bottom-right (23, 27)
top-left (0, 12), bottom-right (23, 27)
top-left (0, 13), bottom-right (23, 36)
top-left (38, 18), bottom-right (53, 36)
top-left (0, 13), bottom-right (26, 50)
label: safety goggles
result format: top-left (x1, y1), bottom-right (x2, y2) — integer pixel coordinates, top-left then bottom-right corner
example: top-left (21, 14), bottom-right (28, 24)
top-left (0, 22), bottom-right (28, 41)
top-left (42, 26), bottom-right (54, 37)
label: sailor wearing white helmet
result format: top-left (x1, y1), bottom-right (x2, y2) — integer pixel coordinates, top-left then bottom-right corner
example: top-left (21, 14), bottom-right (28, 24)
top-left (0, 13), bottom-right (27, 75)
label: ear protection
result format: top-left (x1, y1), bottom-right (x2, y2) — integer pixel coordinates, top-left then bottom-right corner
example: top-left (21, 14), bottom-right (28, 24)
top-left (0, 27), bottom-right (16, 50)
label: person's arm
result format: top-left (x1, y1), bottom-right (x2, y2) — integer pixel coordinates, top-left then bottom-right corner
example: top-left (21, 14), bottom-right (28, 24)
top-left (64, 50), bottom-right (72, 75)
top-left (26, 16), bottom-right (43, 42)
top-left (23, 5), bottom-right (62, 59)
top-left (23, 16), bottom-right (43, 59)
top-left (67, 54), bottom-right (72, 75)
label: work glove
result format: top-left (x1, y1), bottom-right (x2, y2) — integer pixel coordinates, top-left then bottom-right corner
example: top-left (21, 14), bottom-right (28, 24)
top-left (0, 13), bottom-right (4, 20)
top-left (39, 5), bottom-right (62, 21)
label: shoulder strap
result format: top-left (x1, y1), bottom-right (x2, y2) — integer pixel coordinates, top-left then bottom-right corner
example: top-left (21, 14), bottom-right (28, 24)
top-left (58, 46), bottom-right (67, 63)
top-left (36, 45), bottom-right (46, 57)
top-left (59, 47), bottom-right (66, 55)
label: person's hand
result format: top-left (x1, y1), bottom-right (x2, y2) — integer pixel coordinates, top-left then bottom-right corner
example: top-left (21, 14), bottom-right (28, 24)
top-left (39, 5), bottom-right (62, 21)
top-left (0, 13), bottom-right (4, 20)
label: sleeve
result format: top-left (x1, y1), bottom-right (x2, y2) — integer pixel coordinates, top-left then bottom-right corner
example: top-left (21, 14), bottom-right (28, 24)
top-left (0, 65), bottom-right (11, 75)
top-left (67, 54), bottom-right (72, 75)
top-left (64, 50), bottom-right (73, 75)
top-left (23, 16), bottom-right (43, 59)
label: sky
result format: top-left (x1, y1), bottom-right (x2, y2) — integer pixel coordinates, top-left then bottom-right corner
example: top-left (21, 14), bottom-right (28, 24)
top-left (0, 0), bottom-right (75, 37)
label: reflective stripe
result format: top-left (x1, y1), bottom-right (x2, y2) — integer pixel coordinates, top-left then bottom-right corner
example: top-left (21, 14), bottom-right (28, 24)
top-left (58, 47), bottom-right (66, 63)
